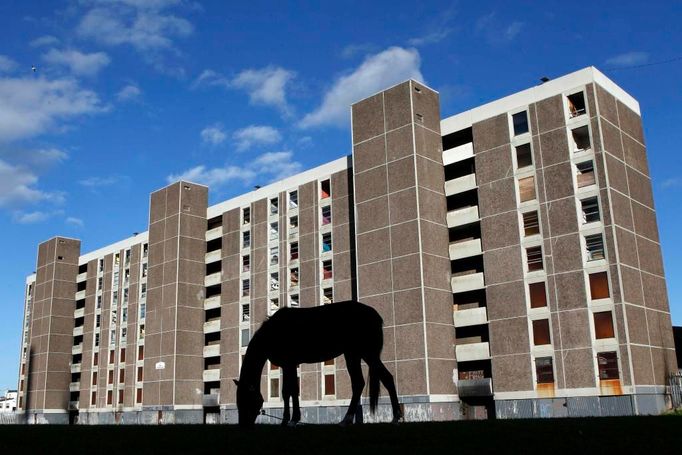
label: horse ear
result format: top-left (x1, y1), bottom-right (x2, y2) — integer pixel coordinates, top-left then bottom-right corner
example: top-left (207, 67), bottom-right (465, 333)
top-left (233, 379), bottom-right (239, 386)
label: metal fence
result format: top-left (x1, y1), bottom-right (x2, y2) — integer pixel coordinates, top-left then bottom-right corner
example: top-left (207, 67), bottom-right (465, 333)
top-left (669, 372), bottom-right (682, 409)
top-left (0, 413), bottom-right (19, 424)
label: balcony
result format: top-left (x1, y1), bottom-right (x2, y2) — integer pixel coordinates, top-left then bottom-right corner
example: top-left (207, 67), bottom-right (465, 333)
top-left (205, 250), bottom-right (222, 264)
top-left (69, 382), bottom-right (80, 392)
top-left (204, 272), bottom-right (222, 287)
top-left (204, 295), bottom-right (221, 310)
top-left (205, 226), bottom-right (223, 241)
top-left (203, 369), bottom-right (220, 382)
top-left (203, 344), bottom-right (220, 358)
top-left (451, 272), bottom-right (485, 293)
top-left (76, 272), bottom-right (88, 283)
top-left (455, 341), bottom-right (490, 362)
top-left (445, 174), bottom-right (477, 196)
top-left (74, 307), bottom-right (85, 319)
top-left (447, 206), bottom-right (479, 228)
top-left (68, 400), bottom-right (79, 410)
top-left (73, 326), bottom-right (84, 337)
top-left (203, 394), bottom-right (219, 407)
top-left (453, 306), bottom-right (488, 328)
top-left (204, 319), bottom-right (221, 334)
top-left (71, 363), bottom-right (81, 373)
top-left (443, 142), bottom-right (474, 166)
top-left (449, 238), bottom-right (482, 261)
top-left (457, 378), bottom-right (493, 397)
top-left (72, 343), bottom-right (83, 355)
top-left (75, 290), bottom-right (86, 301)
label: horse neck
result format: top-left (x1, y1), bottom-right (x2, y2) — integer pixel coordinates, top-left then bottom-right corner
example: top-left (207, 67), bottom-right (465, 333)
top-left (239, 330), bottom-right (268, 386)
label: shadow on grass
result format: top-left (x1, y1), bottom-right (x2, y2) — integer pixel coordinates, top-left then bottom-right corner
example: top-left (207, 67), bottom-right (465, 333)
top-left (1, 416), bottom-right (680, 454)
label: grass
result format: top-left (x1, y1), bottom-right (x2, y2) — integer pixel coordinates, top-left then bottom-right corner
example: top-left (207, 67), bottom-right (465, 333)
top-left (1, 417), bottom-right (680, 454)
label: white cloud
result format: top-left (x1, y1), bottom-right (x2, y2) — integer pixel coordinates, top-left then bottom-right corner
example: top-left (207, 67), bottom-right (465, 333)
top-left (408, 28), bottom-right (452, 46)
top-left (200, 123), bottom-right (227, 146)
top-left (78, 175), bottom-right (123, 187)
top-left (42, 48), bottom-right (111, 77)
top-left (116, 84), bottom-right (141, 101)
top-left (0, 159), bottom-right (64, 208)
top-left (475, 12), bottom-right (524, 44)
top-left (300, 46), bottom-right (424, 129)
top-left (232, 125), bottom-right (281, 152)
top-left (30, 35), bottom-right (60, 47)
top-left (65, 216), bottom-right (84, 227)
top-left (0, 55), bottom-right (17, 73)
top-left (661, 178), bottom-right (682, 189)
top-left (167, 151), bottom-right (303, 188)
top-left (193, 66), bottom-right (296, 115)
top-left (13, 211), bottom-right (51, 224)
top-left (0, 76), bottom-right (106, 142)
top-left (340, 43), bottom-right (377, 59)
top-left (606, 52), bottom-right (649, 68)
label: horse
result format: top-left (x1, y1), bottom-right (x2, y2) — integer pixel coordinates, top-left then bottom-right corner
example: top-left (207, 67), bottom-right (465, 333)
top-left (233, 300), bottom-right (402, 426)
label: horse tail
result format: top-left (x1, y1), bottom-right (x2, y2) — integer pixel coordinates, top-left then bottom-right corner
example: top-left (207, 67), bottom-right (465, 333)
top-left (369, 363), bottom-right (380, 414)
top-left (368, 314), bottom-right (383, 414)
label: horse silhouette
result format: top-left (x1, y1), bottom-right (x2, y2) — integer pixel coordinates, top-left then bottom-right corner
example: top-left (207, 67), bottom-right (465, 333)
top-left (233, 300), bottom-right (402, 426)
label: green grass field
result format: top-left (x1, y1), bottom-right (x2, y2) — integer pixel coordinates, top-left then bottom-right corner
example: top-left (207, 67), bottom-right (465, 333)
top-left (1, 417), bottom-right (680, 454)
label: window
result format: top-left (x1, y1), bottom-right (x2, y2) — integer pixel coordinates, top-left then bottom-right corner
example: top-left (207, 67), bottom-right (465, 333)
top-left (526, 246), bottom-right (543, 272)
top-left (270, 378), bottom-right (280, 399)
top-left (243, 231), bottom-right (251, 249)
top-left (95, 333), bottom-right (100, 347)
top-left (109, 350), bottom-right (115, 364)
top-left (581, 197), bottom-right (600, 224)
top-left (142, 263), bottom-right (148, 278)
top-left (322, 260), bottom-right (333, 280)
top-left (242, 255), bottom-right (250, 273)
top-left (243, 207), bottom-right (250, 225)
top-left (518, 176), bottom-right (536, 202)
top-left (108, 370), bottom-right (114, 384)
top-left (597, 352), bottom-right (619, 380)
top-left (114, 253), bottom-right (120, 267)
top-left (121, 327), bottom-right (127, 343)
top-left (119, 368), bottom-right (125, 383)
top-left (322, 233), bottom-right (332, 253)
top-left (323, 288), bottom-right (333, 304)
top-left (270, 298), bottom-right (280, 313)
top-left (142, 243), bottom-right (148, 258)
top-left (98, 277), bottom-right (103, 290)
top-left (99, 259), bottom-right (104, 273)
top-left (91, 391), bottom-right (97, 406)
top-left (270, 273), bottom-right (279, 291)
top-left (107, 390), bottom-right (113, 405)
top-left (522, 211), bottom-right (540, 236)
top-left (321, 205), bottom-right (332, 225)
top-left (567, 92), bottom-right (586, 118)
top-left (97, 295), bottom-right (102, 309)
top-left (110, 329), bottom-right (116, 344)
top-left (270, 197), bottom-right (279, 215)
top-left (141, 283), bottom-right (147, 300)
top-left (125, 249), bottom-right (131, 266)
top-left (140, 302), bottom-right (146, 320)
top-left (576, 161), bottom-right (595, 188)
top-left (122, 307), bottom-right (128, 323)
top-left (118, 390), bottom-right (124, 405)
top-left (93, 352), bottom-right (99, 366)
top-left (290, 294), bottom-right (299, 307)
top-left (594, 311), bottom-right (615, 339)
top-left (92, 372), bottom-right (98, 385)
top-left (585, 234), bottom-right (605, 261)
top-left (289, 190), bottom-right (298, 209)
top-left (270, 222), bottom-right (279, 240)
top-left (589, 272), bottom-right (610, 300)
top-left (96, 314), bottom-right (101, 328)
top-left (532, 319), bottom-right (551, 345)
top-left (139, 324), bottom-right (145, 339)
top-left (242, 279), bottom-right (250, 297)
top-left (270, 246), bottom-right (279, 266)
top-left (241, 328), bottom-right (250, 347)
top-left (289, 215), bottom-right (299, 231)
top-left (137, 367), bottom-right (143, 382)
top-left (529, 282), bottom-right (547, 308)
top-left (242, 303), bottom-right (250, 322)
top-left (138, 345), bottom-right (144, 361)
top-left (290, 268), bottom-right (299, 288)
top-left (320, 179), bottom-right (331, 199)
top-left (324, 374), bottom-right (335, 395)
top-left (515, 143), bottom-right (533, 168)
top-left (136, 388), bottom-right (143, 403)
top-left (571, 125), bottom-right (591, 152)
top-left (535, 357), bottom-right (554, 384)
top-left (512, 111), bottom-right (529, 136)
top-left (290, 242), bottom-right (299, 261)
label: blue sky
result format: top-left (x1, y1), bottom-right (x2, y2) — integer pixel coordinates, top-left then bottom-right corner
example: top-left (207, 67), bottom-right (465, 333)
top-left (0, 0), bottom-right (681, 392)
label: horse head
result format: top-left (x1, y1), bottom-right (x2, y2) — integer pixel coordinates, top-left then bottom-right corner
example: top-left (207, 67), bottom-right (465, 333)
top-left (234, 379), bottom-right (264, 426)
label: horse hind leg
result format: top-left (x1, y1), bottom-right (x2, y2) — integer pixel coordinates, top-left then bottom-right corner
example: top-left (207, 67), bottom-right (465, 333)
top-left (368, 358), bottom-right (402, 424)
top-left (340, 354), bottom-right (364, 426)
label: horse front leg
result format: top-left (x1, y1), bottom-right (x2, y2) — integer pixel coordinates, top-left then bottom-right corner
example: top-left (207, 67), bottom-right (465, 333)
top-left (283, 365), bottom-right (300, 426)
top-left (340, 354), bottom-right (364, 426)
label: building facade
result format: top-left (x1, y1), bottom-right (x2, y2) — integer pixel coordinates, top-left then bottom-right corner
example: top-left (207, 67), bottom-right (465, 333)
top-left (16, 67), bottom-right (677, 424)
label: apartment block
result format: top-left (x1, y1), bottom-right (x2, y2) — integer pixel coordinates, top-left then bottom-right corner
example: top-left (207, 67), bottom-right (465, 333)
top-left (17, 67), bottom-right (677, 424)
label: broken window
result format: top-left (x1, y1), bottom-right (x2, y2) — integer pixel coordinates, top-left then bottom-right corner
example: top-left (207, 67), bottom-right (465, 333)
top-left (270, 298), bottom-right (280, 313)
top-left (532, 319), bottom-right (551, 345)
top-left (322, 233), bottom-right (332, 253)
top-left (289, 190), bottom-right (298, 209)
top-left (290, 294), bottom-right (299, 307)
top-left (581, 197), bottom-right (600, 224)
top-left (529, 282), bottom-right (547, 308)
top-left (138, 324), bottom-right (145, 339)
top-left (242, 255), bottom-right (250, 273)
top-left (323, 287), bottom-right (333, 304)
top-left (322, 260), bottom-right (333, 280)
top-left (585, 234), bottom-right (605, 261)
top-left (526, 246), bottom-right (543, 272)
top-left (270, 222), bottom-right (278, 241)
top-left (242, 231), bottom-right (251, 249)
top-left (289, 215), bottom-right (298, 231)
top-left (518, 176), bottom-right (536, 202)
top-left (571, 125), bottom-right (591, 152)
top-left (243, 207), bottom-right (251, 225)
top-left (512, 111), bottom-right (529, 136)
top-left (589, 272), bottom-right (610, 300)
top-left (515, 143), bottom-right (533, 168)
top-left (321, 179), bottom-right (331, 199)
top-left (523, 211), bottom-right (540, 236)
top-left (597, 352), bottom-right (619, 380)
top-left (290, 242), bottom-right (299, 261)
top-left (99, 259), bottom-right (104, 273)
top-left (594, 311), bottom-right (615, 339)
top-left (142, 263), bottom-right (148, 278)
top-left (242, 279), bottom-right (250, 297)
top-left (576, 161), bottom-right (595, 188)
top-left (270, 246), bottom-right (279, 266)
top-left (143, 243), bottom-right (148, 258)
top-left (290, 268), bottom-right (299, 288)
top-left (270, 197), bottom-right (279, 215)
top-left (567, 92), bottom-right (586, 118)
top-left (270, 273), bottom-right (279, 291)
top-left (535, 357), bottom-right (554, 384)
top-left (241, 303), bottom-right (250, 322)
top-left (321, 205), bottom-right (332, 225)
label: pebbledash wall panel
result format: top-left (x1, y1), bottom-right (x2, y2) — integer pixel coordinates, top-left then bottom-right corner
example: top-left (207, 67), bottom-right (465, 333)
top-left (17, 67), bottom-right (676, 424)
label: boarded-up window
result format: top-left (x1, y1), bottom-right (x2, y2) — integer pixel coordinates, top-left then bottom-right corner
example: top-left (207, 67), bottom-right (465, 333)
top-left (597, 352), bottom-right (619, 380)
top-left (529, 282), bottom-right (547, 308)
top-left (109, 350), bottom-right (115, 364)
top-left (589, 272), bottom-right (610, 300)
top-left (523, 211), bottom-right (540, 236)
top-left (324, 374), bottom-right (335, 395)
top-left (526, 246), bottom-right (543, 271)
top-left (532, 319), bottom-right (551, 345)
top-left (119, 368), bottom-right (125, 383)
top-left (516, 143), bottom-right (533, 168)
top-left (518, 176), bottom-right (536, 202)
top-left (93, 352), bottom-right (98, 366)
top-left (120, 348), bottom-right (126, 363)
top-left (270, 378), bottom-right (280, 399)
top-left (594, 311), bottom-right (615, 339)
top-left (137, 366), bottom-right (143, 382)
top-left (581, 197), bottom-right (600, 223)
top-left (136, 388), bottom-right (143, 403)
top-left (576, 161), bottom-right (595, 188)
top-left (535, 357), bottom-right (554, 384)
top-left (585, 234), bottom-right (605, 261)
top-left (91, 391), bottom-right (97, 405)
top-left (107, 390), bottom-right (113, 405)
top-left (138, 345), bottom-right (144, 360)
top-left (92, 372), bottom-right (97, 385)
top-left (108, 370), bottom-right (114, 384)
top-left (118, 390), bottom-right (124, 404)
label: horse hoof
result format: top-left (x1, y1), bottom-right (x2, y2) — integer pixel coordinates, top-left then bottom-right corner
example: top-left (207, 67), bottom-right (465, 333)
top-left (287, 421), bottom-right (300, 427)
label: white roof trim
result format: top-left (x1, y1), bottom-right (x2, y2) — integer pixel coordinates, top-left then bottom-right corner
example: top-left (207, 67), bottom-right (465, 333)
top-left (79, 232), bottom-right (149, 264)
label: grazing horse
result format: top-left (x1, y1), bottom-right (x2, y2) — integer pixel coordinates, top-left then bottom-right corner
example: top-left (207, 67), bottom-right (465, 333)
top-left (234, 300), bottom-right (402, 426)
